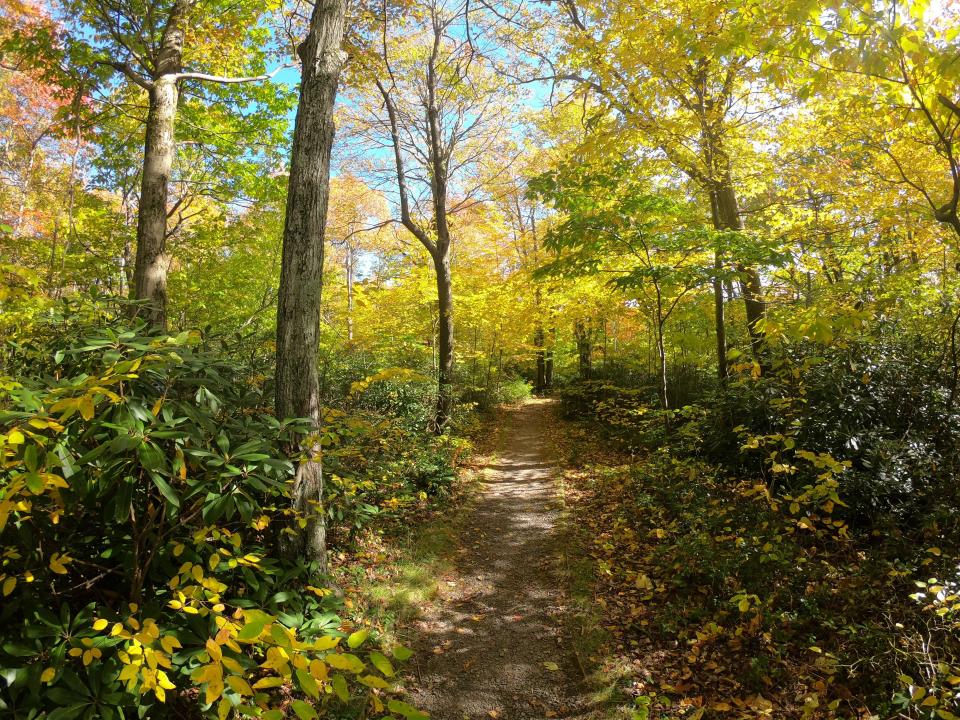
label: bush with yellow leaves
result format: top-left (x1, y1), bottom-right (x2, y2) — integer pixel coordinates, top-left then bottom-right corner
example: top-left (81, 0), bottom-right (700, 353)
top-left (0, 316), bottom-right (422, 719)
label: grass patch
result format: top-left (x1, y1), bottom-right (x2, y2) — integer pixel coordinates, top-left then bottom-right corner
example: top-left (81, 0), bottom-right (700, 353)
top-left (365, 512), bottom-right (465, 625)
top-left (341, 475), bottom-right (484, 646)
top-left (342, 421), bottom-right (503, 644)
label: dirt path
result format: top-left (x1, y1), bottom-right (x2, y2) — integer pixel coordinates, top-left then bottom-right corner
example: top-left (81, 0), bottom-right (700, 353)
top-left (406, 399), bottom-right (591, 720)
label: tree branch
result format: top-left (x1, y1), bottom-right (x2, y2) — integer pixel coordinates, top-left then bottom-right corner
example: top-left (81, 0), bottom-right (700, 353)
top-left (98, 60), bottom-right (154, 91)
top-left (174, 63), bottom-right (295, 84)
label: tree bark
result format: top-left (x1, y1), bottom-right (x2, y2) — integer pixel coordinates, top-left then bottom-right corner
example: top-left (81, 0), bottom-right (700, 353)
top-left (545, 329), bottom-right (555, 389)
top-left (713, 181), bottom-right (767, 371)
top-left (575, 320), bottom-right (592, 380)
top-left (651, 282), bottom-right (669, 410)
top-left (275, 0), bottom-right (346, 571)
top-left (128, 0), bottom-right (190, 329)
top-left (433, 247), bottom-right (455, 431)
top-left (534, 325), bottom-right (546, 394)
top-left (708, 189), bottom-right (728, 383)
top-left (133, 75), bottom-right (179, 328)
top-left (534, 288), bottom-right (546, 393)
top-left (374, 41), bottom-right (456, 432)
top-left (345, 244), bottom-right (355, 342)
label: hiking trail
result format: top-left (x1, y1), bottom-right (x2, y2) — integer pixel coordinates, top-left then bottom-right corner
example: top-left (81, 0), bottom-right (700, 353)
top-left (406, 398), bottom-right (593, 720)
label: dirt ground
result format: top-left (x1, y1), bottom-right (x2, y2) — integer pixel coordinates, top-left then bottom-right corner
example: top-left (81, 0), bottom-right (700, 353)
top-left (405, 399), bottom-right (595, 720)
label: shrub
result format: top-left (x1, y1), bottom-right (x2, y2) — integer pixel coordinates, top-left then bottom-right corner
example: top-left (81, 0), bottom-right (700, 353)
top-left (490, 377), bottom-right (532, 406)
top-left (716, 331), bottom-right (960, 531)
top-left (0, 317), bottom-right (418, 719)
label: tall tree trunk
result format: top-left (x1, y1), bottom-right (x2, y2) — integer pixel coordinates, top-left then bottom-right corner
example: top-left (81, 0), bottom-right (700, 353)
top-left (133, 75), bottom-right (179, 328)
top-left (534, 289), bottom-right (546, 393)
top-left (427, 41), bottom-right (455, 432)
top-left (545, 327), bottom-right (555, 389)
top-left (713, 181), bottom-right (767, 370)
top-left (534, 325), bottom-right (546, 394)
top-left (374, 15), bottom-right (457, 432)
top-left (275, 0), bottom-right (346, 571)
top-left (433, 248), bottom-right (454, 432)
top-left (575, 320), bottom-right (592, 380)
top-left (47, 220), bottom-right (59, 290)
top-left (709, 189), bottom-right (728, 383)
top-left (345, 244), bottom-right (354, 341)
top-left (655, 320), bottom-right (668, 411)
top-left (651, 283), bottom-right (669, 410)
top-left (14, 143), bottom-right (37, 239)
top-left (129, 0), bottom-right (190, 329)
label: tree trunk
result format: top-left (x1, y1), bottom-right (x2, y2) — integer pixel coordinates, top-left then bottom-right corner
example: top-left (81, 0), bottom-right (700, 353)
top-left (545, 329), bottom-right (554, 389)
top-left (433, 248), bottom-right (455, 432)
top-left (534, 289), bottom-right (546, 393)
top-left (274, 0), bottom-right (346, 571)
top-left (132, 76), bottom-right (179, 329)
top-left (712, 251), bottom-right (727, 381)
top-left (14, 144), bottom-right (37, 239)
top-left (345, 244), bottom-right (354, 341)
top-left (47, 220), bottom-right (59, 291)
top-left (714, 181), bottom-right (767, 370)
top-left (534, 324), bottom-right (546, 394)
top-left (708, 189), bottom-right (728, 383)
top-left (575, 320), bottom-right (592, 380)
top-left (655, 320), bottom-right (668, 410)
top-left (128, 0), bottom-right (190, 328)
top-left (650, 281), bottom-right (670, 410)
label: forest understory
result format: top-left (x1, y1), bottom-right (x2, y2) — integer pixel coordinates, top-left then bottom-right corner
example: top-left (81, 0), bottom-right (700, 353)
top-left (4, 0), bottom-right (960, 718)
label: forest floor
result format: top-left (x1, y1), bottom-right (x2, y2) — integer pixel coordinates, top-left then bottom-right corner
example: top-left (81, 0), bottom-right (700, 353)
top-left (343, 395), bottom-right (948, 719)
top-left (401, 398), bottom-right (597, 719)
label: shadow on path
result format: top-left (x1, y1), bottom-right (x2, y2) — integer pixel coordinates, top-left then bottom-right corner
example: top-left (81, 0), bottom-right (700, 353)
top-left (406, 399), bottom-right (593, 720)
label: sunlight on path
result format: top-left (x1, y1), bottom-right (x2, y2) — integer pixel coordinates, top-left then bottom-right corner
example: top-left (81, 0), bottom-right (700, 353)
top-left (407, 399), bottom-right (591, 720)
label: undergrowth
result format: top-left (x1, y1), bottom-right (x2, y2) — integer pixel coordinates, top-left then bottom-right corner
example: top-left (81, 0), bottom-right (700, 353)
top-left (556, 353), bottom-right (960, 719)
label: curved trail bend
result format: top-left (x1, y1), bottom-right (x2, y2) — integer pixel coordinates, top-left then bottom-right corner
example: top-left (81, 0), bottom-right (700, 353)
top-left (407, 399), bottom-right (592, 720)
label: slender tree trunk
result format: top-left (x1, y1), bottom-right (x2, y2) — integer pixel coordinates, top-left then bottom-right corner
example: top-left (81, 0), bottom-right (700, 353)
top-left (714, 181), bottom-right (767, 370)
top-left (47, 220), bottom-right (59, 290)
top-left (129, 0), bottom-right (190, 328)
top-left (374, 15), bottom-right (458, 432)
top-left (121, 236), bottom-right (133, 293)
top-left (132, 76), bottom-right (179, 328)
top-left (427, 43), bottom-right (455, 432)
top-left (345, 244), bottom-right (354, 341)
top-left (545, 328), bottom-right (555, 389)
top-left (274, 0), bottom-right (346, 571)
top-left (13, 143), bottom-right (38, 240)
top-left (712, 252), bottom-right (726, 379)
top-left (433, 248), bottom-right (455, 431)
top-left (575, 320), bottom-right (592, 380)
top-left (650, 282), bottom-right (669, 410)
top-left (535, 325), bottom-right (546, 394)
top-left (534, 289), bottom-right (546, 393)
top-left (709, 189), bottom-right (728, 383)
top-left (655, 320), bottom-right (668, 410)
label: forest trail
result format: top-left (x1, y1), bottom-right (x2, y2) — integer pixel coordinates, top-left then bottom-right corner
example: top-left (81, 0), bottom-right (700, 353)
top-left (406, 399), bottom-right (593, 720)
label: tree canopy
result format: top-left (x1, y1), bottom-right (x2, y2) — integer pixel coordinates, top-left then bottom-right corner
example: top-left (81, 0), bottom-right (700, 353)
top-left (4, 0), bottom-right (960, 717)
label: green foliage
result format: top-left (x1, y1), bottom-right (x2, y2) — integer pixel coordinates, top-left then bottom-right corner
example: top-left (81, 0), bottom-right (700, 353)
top-left (563, 320), bottom-right (960, 717)
top-left (0, 312), bottom-right (417, 718)
top-left (567, 426), bottom-right (960, 717)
